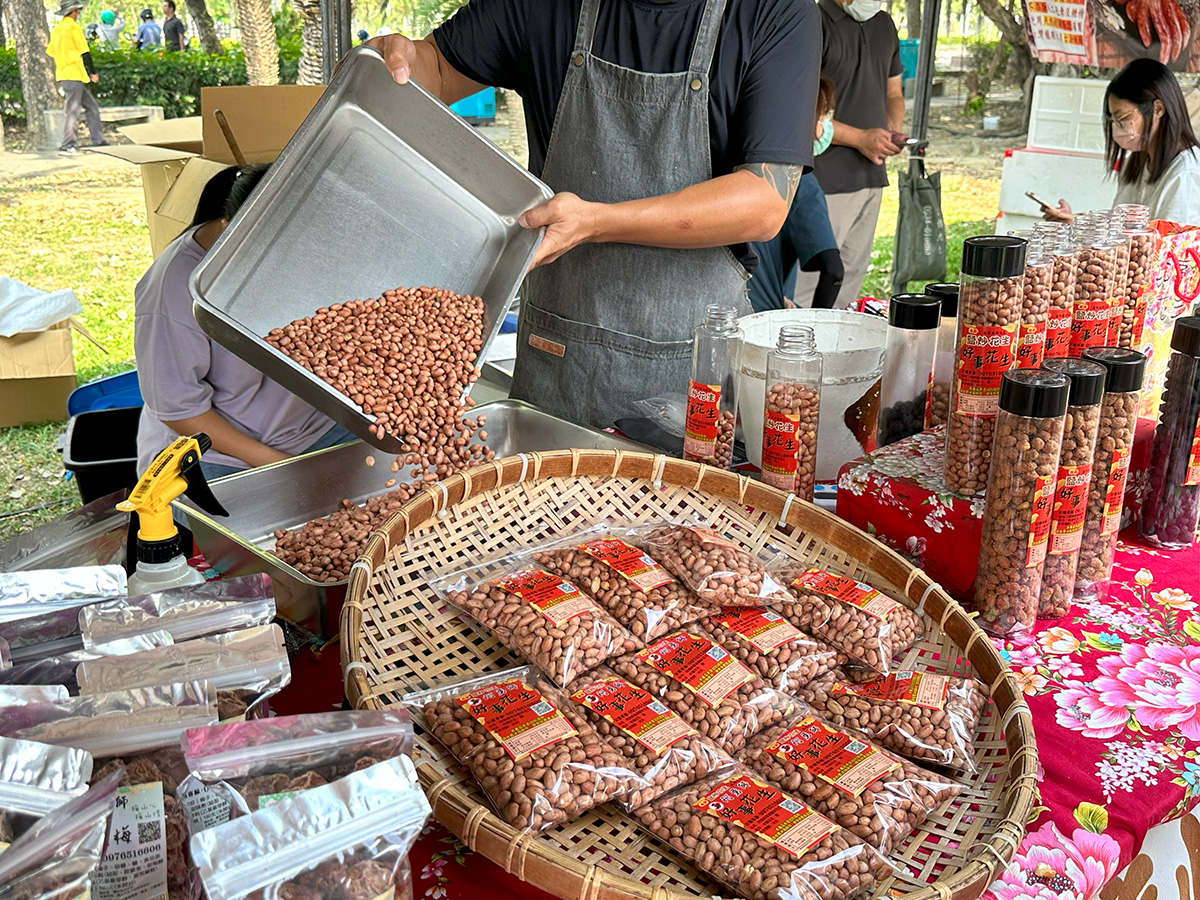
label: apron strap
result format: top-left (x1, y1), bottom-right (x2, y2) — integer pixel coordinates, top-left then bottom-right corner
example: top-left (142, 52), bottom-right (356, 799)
top-left (688, 0), bottom-right (729, 76)
top-left (573, 0), bottom-right (603, 56)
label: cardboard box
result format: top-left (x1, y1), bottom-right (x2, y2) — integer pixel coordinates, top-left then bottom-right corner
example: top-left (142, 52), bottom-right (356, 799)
top-left (94, 86), bottom-right (326, 257)
top-left (0, 322), bottom-right (76, 427)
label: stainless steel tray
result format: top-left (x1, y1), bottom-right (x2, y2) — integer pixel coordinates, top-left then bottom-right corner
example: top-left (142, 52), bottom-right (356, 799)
top-left (174, 401), bottom-right (648, 636)
top-left (190, 47), bottom-right (553, 454)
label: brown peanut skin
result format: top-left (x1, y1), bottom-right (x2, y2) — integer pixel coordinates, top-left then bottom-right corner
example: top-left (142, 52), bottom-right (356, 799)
top-left (793, 671), bottom-right (987, 771)
top-left (1016, 260), bottom-right (1053, 369)
top-left (1119, 233), bottom-right (1156, 348)
top-left (449, 580), bottom-right (642, 688)
top-left (763, 381), bottom-right (820, 501)
top-left (424, 681), bottom-right (639, 832)
top-left (743, 718), bottom-right (962, 854)
top-left (1043, 251), bottom-right (1078, 360)
top-left (631, 765), bottom-right (891, 900)
top-left (643, 524), bottom-right (786, 607)
top-left (1069, 245), bottom-right (1118, 357)
top-left (945, 275), bottom-right (1023, 496)
top-left (699, 610), bottom-right (842, 692)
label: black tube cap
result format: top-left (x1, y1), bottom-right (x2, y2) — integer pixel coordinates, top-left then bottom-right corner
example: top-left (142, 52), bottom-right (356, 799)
top-left (1082, 347), bottom-right (1147, 393)
top-left (1041, 358), bottom-right (1107, 407)
top-left (999, 368), bottom-right (1070, 418)
top-left (961, 235), bottom-right (1027, 279)
top-left (1169, 316), bottom-right (1200, 358)
top-left (137, 534), bottom-right (183, 565)
top-left (889, 294), bottom-right (941, 330)
top-left (924, 283), bottom-right (959, 317)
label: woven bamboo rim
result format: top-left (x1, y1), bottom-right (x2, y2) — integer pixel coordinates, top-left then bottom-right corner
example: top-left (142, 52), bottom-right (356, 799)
top-left (341, 450), bottom-right (1038, 900)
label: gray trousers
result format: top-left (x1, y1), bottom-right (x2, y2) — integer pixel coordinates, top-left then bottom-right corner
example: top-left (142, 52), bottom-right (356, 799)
top-left (793, 186), bottom-right (884, 309)
top-left (60, 80), bottom-right (103, 150)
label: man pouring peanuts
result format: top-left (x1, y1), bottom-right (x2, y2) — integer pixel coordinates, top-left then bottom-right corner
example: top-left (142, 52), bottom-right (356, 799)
top-left (366, 0), bottom-right (819, 429)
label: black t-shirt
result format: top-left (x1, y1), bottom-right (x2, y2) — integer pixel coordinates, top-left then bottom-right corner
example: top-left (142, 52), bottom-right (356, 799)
top-left (163, 15), bottom-right (186, 51)
top-left (811, 0), bottom-right (902, 195)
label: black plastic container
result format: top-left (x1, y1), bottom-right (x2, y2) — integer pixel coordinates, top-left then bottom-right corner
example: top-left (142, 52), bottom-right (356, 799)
top-left (61, 406), bottom-right (142, 504)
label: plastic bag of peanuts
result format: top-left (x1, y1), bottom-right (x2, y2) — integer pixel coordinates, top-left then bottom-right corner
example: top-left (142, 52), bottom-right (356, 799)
top-left (793, 670), bottom-right (988, 773)
top-left (567, 667), bottom-right (735, 809)
top-left (769, 564), bottom-right (925, 675)
top-left (432, 557), bottom-right (643, 688)
top-left (698, 607), bottom-right (844, 693)
top-left (605, 625), bottom-right (795, 755)
top-left (530, 528), bottom-right (708, 642)
top-left (402, 667), bottom-right (643, 832)
top-left (630, 765), bottom-right (893, 900)
top-left (742, 713), bottom-right (962, 855)
top-left (637, 522), bottom-right (790, 607)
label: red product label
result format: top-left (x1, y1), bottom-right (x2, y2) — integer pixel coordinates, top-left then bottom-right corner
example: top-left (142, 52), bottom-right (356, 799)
top-left (1049, 463), bottom-right (1093, 556)
top-left (764, 717), bottom-right (900, 797)
top-left (831, 671), bottom-right (949, 710)
top-left (1186, 419), bottom-right (1200, 487)
top-left (570, 676), bottom-right (696, 755)
top-left (761, 408), bottom-right (802, 491)
top-left (637, 631), bottom-right (755, 707)
top-left (1102, 448), bottom-right (1132, 536)
top-left (1016, 321), bottom-right (1047, 369)
top-left (455, 680), bottom-right (578, 760)
top-left (1026, 474), bottom-right (1056, 567)
top-left (955, 324), bottom-right (1017, 416)
top-left (692, 773), bottom-right (839, 858)
top-left (1044, 308), bottom-right (1072, 359)
top-left (493, 569), bottom-right (599, 627)
top-left (1131, 287), bottom-right (1150, 347)
top-left (688, 526), bottom-right (740, 550)
top-left (684, 381), bottom-right (721, 458)
top-left (923, 368), bottom-right (936, 429)
top-left (1069, 299), bottom-right (1112, 356)
top-left (711, 607), bottom-right (804, 653)
top-left (579, 539), bottom-right (673, 592)
top-left (789, 569), bottom-right (899, 620)
top-left (1107, 298), bottom-right (1122, 346)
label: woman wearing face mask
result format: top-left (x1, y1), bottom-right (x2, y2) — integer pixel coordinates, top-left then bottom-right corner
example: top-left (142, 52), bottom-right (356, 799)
top-left (1043, 58), bottom-right (1200, 226)
top-left (748, 77), bottom-right (845, 311)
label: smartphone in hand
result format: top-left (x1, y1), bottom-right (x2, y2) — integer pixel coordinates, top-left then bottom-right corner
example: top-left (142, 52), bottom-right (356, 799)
top-left (1025, 190), bottom-right (1053, 211)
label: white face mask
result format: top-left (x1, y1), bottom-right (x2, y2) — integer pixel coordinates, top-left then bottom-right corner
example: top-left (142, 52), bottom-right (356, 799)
top-left (845, 0), bottom-right (884, 21)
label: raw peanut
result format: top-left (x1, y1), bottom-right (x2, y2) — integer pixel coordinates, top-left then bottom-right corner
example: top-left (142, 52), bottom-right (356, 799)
top-left (1015, 259), bottom-right (1053, 369)
top-left (925, 380), bottom-right (950, 429)
top-left (762, 380), bottom-right (820, 500)
top-left (712, 409), bottom-right (736, 470)
top-left (743, 717), bottom-right (962, 854)
top-left (641, 524), bottom-right (786, 607)
top-left (1120, 232), bottom-right (1156, 347)
top-left (1075, 391), bottom-right (1139, 598)
top-left (1069, 245), bottom-right (1118, 357)
top-left (699, 607), bottom-right (842, 691)
top-left (1043, 251), bottom-right (1077, 360)
top-left (632, 765), bottom-right (891, 900)
top-left (793, 670), bottom-right (988, 772)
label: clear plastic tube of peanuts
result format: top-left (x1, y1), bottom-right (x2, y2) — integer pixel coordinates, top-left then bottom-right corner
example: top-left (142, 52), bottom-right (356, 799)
top-left (760, 325), bottom-right (822, 500)
top-left (972, 369), bottom-right (1070, 638)
top-left (1117, 203), bottom-right (1160, 348)
top-left (1038, 359), bottom-right (1105, 619)
top-left (1069, 216), bottom-right (1119, 357)
top-left (877, 294), bottom-right (940, 447)
top-left (683, 305), bottom-right (742, 469)
top-left (1103, 208), bottom-right (1133, 346)
top-left (923, 283), bottom-right (958, 429)
top-left (1074, 348), bottom-right (1146, 601)
top-left (1139, 317), bottom-right (1200, 550)
top-left (944, 235), bottom-right (1027, 497)
top-left (1033, 223), bottom-right (1077, 360)
top-left (1008, 230), bottom-right (1054, 369)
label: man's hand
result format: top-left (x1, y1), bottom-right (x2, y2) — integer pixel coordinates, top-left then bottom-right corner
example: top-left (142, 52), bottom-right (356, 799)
top-left (519, 192), bottom-right (601, 269)
top-left (364, 33), bottom-right (419, 83)
top-left (889, 130), bottom-right (910, 148)
top-left (857, 128), bottom-right (903, 165)
top-left (90, 73), bottom-right (99, 83)
top-left (1043, 199), bottom-right (1074, 224)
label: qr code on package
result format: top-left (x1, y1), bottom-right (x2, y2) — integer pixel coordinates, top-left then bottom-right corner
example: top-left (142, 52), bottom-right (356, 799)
top-left (137, 819), bottom-right (162, 844)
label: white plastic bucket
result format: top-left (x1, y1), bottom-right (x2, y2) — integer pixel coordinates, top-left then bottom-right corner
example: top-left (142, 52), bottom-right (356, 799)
top-left (738, 309), bottom-right (887, 482)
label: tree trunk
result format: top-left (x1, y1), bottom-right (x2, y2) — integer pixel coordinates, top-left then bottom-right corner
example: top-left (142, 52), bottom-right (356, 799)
top-left (183, 0), bottom-right (223, 54)
top-left (975, 0), bottom-right (1034, 86)
top-left (292, 0), bottom-right (323, 84)
top-left (905, 0), bottom-right (922, 39)
top-left (0, 3), bottom-right (8, 49)
top-left (234, 0), bottom-right (279, 85)
top-left (9, 0), bottom-right (58, 148)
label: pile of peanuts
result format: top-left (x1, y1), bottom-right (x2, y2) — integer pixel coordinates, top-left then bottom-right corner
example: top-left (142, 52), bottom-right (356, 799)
top-left (422, 679), bottom-right (639, 831)
top-left (1069, 245), bottom-right (1117, 355)
top-left (448, 573), bottom-right (641, 687)
top-left (632, 766), bottom-right (891, 900)
top-left (1044, 252), bottom-right (1077, 359)
top-left (925, 377), bottom-right (951, 429)
top-left (699, 608), bottom-right (842, 690)
top-left (1120, 233), bottom-right (1157, 347)
top-left (532, 541), bottom-right (706, 642)
top-left (945, 275), bottom-right (1023, 496)
top-left (974, 407), bottom-right (1065, 636)
top-left (762, 381), bottom-right (820, 499)
top-left (1108, 238), bottom-right (1132, 345)
top-left (743, 718), bottom-right (962, 854)
top-left (794, 671), bottom-right (988, 771)
top-left (1016, 259), bottom-right (1053, 369)
top-left (643, 524), bottom-right (785, 606)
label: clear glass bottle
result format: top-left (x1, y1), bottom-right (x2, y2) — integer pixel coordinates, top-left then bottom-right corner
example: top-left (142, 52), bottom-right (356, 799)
top-left (683, 305), bottom-right (742, 469)
top-left (1069, 216), bottom-right (1119, 358)
top-left (1117, 203), bottom-right (1160, 348)
top-left (1009, 229), bottom-right (1054, 369)
top-left (973, 369), bottom-right (1070, 637)
top-left (1105, 208), bottom-right (1133, 347)
top-left (878, 293), bottom-right (940, 447)
top-left (1033, 222), bottom-right (1076, 360)
top-left (944, 235), bottom-right (1027, 497)
top-left (760, 326), bottom-right (822, 501)
top-left (1140, 317), bottom-right (1200, 549)
top-left (923, 283), bottom-right (958, 430)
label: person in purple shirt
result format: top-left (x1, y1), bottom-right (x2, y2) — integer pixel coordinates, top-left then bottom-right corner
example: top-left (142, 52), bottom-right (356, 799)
top-left (134, 166), bottom-right (355, 480)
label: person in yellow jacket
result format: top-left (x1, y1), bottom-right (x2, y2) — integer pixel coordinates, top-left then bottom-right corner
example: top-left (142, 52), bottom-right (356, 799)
top-left (46, 0), bottom-right (106, 155)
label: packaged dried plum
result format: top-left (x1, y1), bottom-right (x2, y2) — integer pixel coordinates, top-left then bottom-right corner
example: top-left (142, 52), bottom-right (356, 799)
top-left (0, 631), bottom-right (173, 694)
top-left (0, 736), bottom-right (93, 846)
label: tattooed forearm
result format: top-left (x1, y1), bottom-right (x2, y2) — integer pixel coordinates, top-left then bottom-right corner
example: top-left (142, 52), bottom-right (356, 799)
top-left (735, 162), bottom-right (804, 206)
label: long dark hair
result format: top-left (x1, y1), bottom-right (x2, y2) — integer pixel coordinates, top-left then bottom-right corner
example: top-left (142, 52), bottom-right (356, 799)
top-left (1105, 58), bottom-right (1200, 186)
top-left (189, 164), bottom-right (270, 227)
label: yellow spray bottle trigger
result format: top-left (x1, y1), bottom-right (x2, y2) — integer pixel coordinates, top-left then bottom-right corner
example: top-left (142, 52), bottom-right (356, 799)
top-left (117, 433), bottom-right (228, 550)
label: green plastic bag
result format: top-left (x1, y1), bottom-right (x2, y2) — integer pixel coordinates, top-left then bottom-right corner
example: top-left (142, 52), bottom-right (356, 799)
top-left (891, 159), bottom-right (946, 295)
